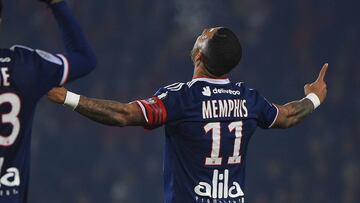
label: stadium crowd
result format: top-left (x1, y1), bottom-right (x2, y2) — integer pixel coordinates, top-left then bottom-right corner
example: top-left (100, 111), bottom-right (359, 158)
top-left (0, 0), bottom-right (358, 202)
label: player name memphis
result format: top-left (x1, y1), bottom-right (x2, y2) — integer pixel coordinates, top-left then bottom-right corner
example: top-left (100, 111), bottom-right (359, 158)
top-left (202, 99), bottom-right (248, 119)
top-left (201, 86), bottom-right (248, 119)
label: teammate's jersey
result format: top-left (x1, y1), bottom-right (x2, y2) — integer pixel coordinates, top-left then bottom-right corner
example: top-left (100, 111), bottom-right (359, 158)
top-left (137, 77), bottom-right (278, 203)
top-left (0, 45), bottom-right (71, 202)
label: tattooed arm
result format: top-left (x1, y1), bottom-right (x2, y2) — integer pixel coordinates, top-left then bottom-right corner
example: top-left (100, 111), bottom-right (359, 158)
top-left (76, 97), bottom-right (145, 126)
top-left (272, 63), bottom-right (328, 129)
top-left (47, 87), bottom-right (146, 127)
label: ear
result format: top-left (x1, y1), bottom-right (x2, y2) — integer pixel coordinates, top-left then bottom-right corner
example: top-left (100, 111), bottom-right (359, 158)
top-left (195, 51), bottom-right (202, 64)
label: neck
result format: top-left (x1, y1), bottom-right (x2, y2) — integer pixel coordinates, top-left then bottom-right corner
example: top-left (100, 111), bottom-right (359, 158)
top-left (192, 64), bottom-right (228, 79)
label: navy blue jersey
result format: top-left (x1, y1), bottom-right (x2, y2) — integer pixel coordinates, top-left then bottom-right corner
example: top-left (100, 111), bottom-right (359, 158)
top-left (0, 1), bottom-right (96, 202)
top-left (137, 78), bottom-right (278, 203)
top-left (0, 46), bottom-right (71, 202)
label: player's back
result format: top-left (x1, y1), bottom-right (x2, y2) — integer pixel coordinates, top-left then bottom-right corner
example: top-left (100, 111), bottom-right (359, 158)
top-left (0, 45), bottom-right (70, 202)
top-left (148, 78), bottom-right (278, 203)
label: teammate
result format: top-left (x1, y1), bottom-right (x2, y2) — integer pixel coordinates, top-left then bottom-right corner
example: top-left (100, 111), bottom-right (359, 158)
top-left (0, 0), bottom-right (96, 202)
top-left (48, 27), bottom-right (328, 203)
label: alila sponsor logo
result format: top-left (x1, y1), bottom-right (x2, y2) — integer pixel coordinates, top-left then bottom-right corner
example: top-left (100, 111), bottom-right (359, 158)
top-left (202, 86), bottom-right (241, 97)
top-left (0, 158), bottom-right (20, 196)
top-left (194, 169), bottom-right (244, 202)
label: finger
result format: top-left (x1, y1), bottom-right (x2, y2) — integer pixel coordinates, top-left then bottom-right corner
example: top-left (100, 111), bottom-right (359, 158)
top-left (316, 63), bottom-right (329, 82)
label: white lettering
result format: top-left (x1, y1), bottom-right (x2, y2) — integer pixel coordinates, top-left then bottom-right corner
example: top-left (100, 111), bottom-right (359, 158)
top-left (0, 68), bottom-right (11, 87)
top-left (202, 100), bottom-right (248, 119)
top-left (228, 100), bottom-right (234, 117)
top-left (242, 100), bottom-right (248, 117)
top-left (202, 101), bottom-right (212, 119)
top-left (194, 169), bottom-right (244, 199)
top-left (212, 100), bottom-right (218, 118)
top-left (0, 158), bottom-right (20, 188)
top-left (218, 100), bottom-right (228, 118)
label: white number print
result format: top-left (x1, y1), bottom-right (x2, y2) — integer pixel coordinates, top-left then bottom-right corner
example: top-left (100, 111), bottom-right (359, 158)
top-left (204, 123), bottom-right (222, 165)
top-left (0, 93), bottom-right (21, 146)
top-left (205, 121), bottom-right (244, 166)
top-left (228, 121), bottom-right (243, 164)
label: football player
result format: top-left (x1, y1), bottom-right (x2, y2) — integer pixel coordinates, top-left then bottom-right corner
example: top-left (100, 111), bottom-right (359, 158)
top-left (48, 27), bottom-right (327, 203)
top-left (0, 0), bottom-right (96, 202)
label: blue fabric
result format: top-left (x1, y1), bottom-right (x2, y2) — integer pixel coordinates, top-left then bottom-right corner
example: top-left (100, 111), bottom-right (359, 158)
top-left (0, 2), bottom-right (96, 202)
top-left (51, 1), bottom-right (96, 82)
top-left (151, 79), bottom-right (277, 203)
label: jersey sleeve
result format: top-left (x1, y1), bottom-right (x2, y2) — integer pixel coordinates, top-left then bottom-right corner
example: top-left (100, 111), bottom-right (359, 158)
top-left (252, 89), bottom-right (279, 129)
top-left (11, 45), bottom-right (70, 93)
top-left (135, 83), bottom-right (184, 129)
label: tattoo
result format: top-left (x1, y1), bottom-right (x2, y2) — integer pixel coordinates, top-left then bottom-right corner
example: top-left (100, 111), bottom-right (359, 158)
top-left (75, 96), bottom-right (145, 127)
top-left (275, 98), bottom-right (314, 129)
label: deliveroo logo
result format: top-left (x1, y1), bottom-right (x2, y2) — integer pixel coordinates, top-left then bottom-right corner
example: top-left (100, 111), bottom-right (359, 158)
top-left (202, 86), bottom-right (212, 97)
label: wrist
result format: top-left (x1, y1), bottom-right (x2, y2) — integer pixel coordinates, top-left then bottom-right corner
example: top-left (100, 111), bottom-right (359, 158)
top-left (305, 93), bottom-right (321, 110)
top-left (63, 91), bottom-right (80, 110)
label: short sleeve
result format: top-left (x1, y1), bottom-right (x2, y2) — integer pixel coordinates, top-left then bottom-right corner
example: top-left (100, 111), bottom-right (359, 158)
top-left (253, 90), bottom-right (279, 129)
top-left (135, 83), bottom-right (185, 129)
top-left (11, 45), bottom-right (69, 93)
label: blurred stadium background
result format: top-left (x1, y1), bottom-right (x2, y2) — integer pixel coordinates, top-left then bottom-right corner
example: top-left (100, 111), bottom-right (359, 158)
top-left (0, 0), bottom-right (359, 202)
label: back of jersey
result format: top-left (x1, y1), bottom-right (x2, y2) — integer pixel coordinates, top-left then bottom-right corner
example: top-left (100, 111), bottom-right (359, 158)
top-left (137, 77), bottom-right (278, 203)
top-left (0, 46), bottom-right (69, 202)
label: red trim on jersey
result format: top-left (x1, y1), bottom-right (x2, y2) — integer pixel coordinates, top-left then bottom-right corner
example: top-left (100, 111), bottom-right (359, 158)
top-left (192, 76), bottom-right (229, 79)
top-left (137, 97), bottom-right (167, 129)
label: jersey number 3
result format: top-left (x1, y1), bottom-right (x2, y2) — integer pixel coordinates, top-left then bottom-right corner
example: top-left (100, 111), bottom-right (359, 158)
top-left (0, 93), bottom-right (21, 146)
top-left (204, 121), bottom-right (243, 166)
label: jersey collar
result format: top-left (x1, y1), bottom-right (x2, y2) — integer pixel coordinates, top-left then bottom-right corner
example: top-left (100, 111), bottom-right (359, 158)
top-left (191, 77), bottom-right (230, 84)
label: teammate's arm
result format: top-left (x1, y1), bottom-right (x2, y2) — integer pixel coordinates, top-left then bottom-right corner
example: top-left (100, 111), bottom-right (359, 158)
top-left (47, 87), bottom-right (146, 127)
top-left (47, 0), bottom-right (97, 82)
top-left (272, 63), bottom-right (328, 129)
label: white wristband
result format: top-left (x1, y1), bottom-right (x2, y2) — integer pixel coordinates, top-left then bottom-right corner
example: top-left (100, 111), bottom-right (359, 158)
top-left (64, 91), bottom-right (80, 110)
top-left (305, 93), bottom-right (321, 110)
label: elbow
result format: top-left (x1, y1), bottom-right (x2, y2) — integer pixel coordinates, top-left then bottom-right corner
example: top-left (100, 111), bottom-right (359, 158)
top-left (73, 47), bottom-right (97, 74)
top-left (84, 50), bottom-right (97, 73)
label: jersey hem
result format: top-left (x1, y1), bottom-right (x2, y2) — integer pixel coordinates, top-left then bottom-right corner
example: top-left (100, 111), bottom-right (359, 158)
top-left (268, 104), bottom-right (279, 128)
top-left (57, 54), bottom-right (70, 85)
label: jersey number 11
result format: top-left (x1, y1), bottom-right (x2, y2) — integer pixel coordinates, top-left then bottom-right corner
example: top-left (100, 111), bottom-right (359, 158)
top-left (204, 121), bottom-right (243, 166)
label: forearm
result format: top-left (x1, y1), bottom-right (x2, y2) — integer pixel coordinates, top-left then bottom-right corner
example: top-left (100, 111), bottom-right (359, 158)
top-left (75, 96), bottom-right (130, 126)
top-left (275, 98), bottom-right (314, 129)
top-left (50, 1), bottom-right (91, 53)
top-left (50, 1), bottom-right (96, 80)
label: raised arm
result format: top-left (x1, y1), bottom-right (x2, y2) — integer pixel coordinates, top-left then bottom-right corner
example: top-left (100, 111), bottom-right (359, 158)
top-left (42, 0), bottom-right (97, 83)
top-left (272, 63), bottom-right (328, 129)
top-left (47, 87), bottom-right (146, 127)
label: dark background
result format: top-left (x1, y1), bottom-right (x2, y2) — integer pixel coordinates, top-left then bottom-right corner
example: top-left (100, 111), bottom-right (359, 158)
top-left (1, 0), bottom-right (359, 202)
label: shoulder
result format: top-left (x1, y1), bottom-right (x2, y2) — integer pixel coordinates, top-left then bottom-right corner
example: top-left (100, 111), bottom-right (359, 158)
top-left (163, 82), bottom-right (187, 92)
top-left (10, 44), bottom-right (63, 65)
top-left (10, 44), bottom-right (35, 52)
top-left (154, 81), bottom-right (190, 100)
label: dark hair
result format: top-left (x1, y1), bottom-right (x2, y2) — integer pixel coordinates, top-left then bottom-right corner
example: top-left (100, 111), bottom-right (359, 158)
top-left (202, 28), bottom-right (242, 76)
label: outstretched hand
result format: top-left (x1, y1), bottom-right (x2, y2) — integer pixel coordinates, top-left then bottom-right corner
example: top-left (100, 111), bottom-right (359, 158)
top-left (48, 87), bottom-right (68, 104)
top-left (304, 63), bottom-right (328, 103)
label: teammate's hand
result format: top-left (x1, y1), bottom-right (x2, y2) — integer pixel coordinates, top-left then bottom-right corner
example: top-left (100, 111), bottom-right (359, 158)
top-left (39, 0), bottom-right (63, 5)
top-left (47, 87), bottom-right (67, 104)
top-left (304, 63), bottom-right (328, 103)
